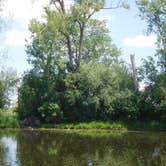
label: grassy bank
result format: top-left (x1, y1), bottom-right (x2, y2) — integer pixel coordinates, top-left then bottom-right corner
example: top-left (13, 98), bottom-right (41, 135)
top-left (0, 109), bottom-right (166, 131)
top-left (42, 121), bottom-right (127, 131)
top-left (0, 109), bottom-right (19, 128)
top-left (42, 121), bottom-right (166, 131)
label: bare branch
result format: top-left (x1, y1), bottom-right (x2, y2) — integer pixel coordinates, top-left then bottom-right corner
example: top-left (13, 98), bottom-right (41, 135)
top-left (50, 0), bottom-right (65, 12)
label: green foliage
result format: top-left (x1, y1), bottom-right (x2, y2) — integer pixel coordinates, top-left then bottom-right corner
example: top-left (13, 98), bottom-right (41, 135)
top-left (0, 108), bottom-right (19, 128)
top-left (138, 57), bottom-right (158, 84)
top-left (63, 63), bottom-right (136, 122)
top-left (38, 103), bottom-right (63, 123)
top-left (125, 121), bottom-right (166, 131)
top-left (17, 0), bottom-right (166, 127)
top-left (27, 1), bottom-right (120, 72)
top-left (0, 81), bottom-right (6, 108)
top-left (138, 57), bottom-right (166, 121)
top-left (140, 74), bottom-right (166, 121)
top-left (18, 70), bottom-right (64, 123)
top-left (18, 0), bottom-right (126, 125)
top-left (137, 0), bottom-right (166, 121)
top-left (18, 62), bottom-right (137, 124)
top-left (41, 120), bottom-right (166, 131)
top-left (136, 0), bottom-right (166, 72)
top-left (0, 69), bottom-right (18, 108)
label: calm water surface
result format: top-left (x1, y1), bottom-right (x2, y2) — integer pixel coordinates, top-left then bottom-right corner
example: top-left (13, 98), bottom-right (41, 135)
top-left (0, 130), bottom-right (166, 166)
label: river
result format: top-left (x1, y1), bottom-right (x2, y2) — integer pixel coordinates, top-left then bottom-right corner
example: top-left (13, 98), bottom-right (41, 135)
top-left (0, 130), bottom-right (166, 166)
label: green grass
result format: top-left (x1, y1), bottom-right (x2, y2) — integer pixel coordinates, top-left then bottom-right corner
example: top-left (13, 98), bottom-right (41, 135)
top-left (0, 108), bottom-right (19, 128)
top-left (42, 121), bottom-right (166, 131)
top-left (42, 121), bottom-right (127, 130)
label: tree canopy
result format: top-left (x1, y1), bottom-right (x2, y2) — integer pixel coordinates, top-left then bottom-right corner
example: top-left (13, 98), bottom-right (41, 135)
top-left (136, 0), bottom-right (166, 72)
top-left (9, 0), bottom-right (166, 126)
top-left (137, 0), bottom-right (166, 121)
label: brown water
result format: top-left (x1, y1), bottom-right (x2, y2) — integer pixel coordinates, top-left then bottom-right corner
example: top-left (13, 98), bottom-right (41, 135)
top-left (0, 130), bottom-right (166, 166)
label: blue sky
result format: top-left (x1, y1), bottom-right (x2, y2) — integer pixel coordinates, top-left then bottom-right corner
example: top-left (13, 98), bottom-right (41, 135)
top-left (0, 0), bottom-right (157, 76)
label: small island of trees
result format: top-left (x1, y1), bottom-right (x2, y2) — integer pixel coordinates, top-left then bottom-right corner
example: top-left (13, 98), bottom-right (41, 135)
top-left (0, 0), bottom-right (165, 130)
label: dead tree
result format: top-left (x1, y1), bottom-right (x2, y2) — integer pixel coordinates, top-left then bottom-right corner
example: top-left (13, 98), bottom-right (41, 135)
top-left (130, 54), bottom-right (139, 90)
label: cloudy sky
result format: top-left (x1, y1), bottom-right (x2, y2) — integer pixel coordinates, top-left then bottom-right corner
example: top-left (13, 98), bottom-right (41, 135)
top-left (0, 0), bottom-right (157, 75)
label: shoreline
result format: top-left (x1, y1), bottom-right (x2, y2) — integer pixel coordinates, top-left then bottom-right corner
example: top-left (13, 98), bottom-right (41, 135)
top-left (1, 121), bottom-right (166, 132)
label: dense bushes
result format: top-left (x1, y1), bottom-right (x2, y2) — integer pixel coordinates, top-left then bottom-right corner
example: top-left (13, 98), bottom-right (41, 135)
top-left (17, 60), bottom-right (166, 126)
top-left (138, 73), bottom-right (166, 122)
top-left (62, 63), bottom-right (137, 122)
top-left (18, 70), bottom-right (65, 124)
top-left (137, 56), bottom-right (166, 121)
top-left (0, 108), bottom-right (19, 128)
top-left (17, 62), bottom-right (140, 124)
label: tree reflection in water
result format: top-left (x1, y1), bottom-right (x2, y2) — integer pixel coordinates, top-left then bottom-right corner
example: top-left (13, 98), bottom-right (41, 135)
top-left (0, 130), bottom-right (166, 166)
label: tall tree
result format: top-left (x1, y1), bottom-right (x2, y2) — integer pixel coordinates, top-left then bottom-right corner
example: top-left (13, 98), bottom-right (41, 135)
top-left (136, 0), bottom-right (166, 72)
top-left (18, 0), bottom-right (124, 124)
top-left (137, 0), bottom-right (166, 121)
top-left (27, 0), bottom-right (120, 73)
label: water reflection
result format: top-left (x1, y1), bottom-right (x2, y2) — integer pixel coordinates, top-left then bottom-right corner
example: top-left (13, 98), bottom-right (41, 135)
top-left (0, 136), bottom-right (18, 166)
top-left (0, 130), bottom-right (166, 166)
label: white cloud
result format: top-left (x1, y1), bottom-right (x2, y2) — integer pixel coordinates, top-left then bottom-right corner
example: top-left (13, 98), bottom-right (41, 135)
top-left (1, 0), bottom-right (49, 21)
top-left (124, 35), bottom-right (157, 48)
top-left (4, 30), bottom-right (31, 47)
top-left (2, 0), bottom-right (74, 21)
top-left (1, 0), bottom-right (74, 47)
